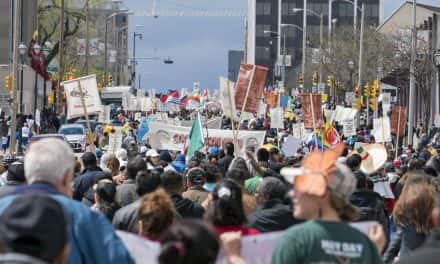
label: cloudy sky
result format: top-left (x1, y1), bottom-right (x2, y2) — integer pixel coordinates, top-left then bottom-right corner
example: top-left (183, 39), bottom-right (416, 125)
top-left (123, 0), bottom-right (439, 92)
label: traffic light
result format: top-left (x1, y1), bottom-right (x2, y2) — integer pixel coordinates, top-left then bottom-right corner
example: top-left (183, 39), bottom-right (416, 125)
top-left (353, 97), bottom-right (362, 110)
top-left (4, 74), bottom-right (12, 94)
top-left (108, 75), bottom-right (113, 86)
top-left (372, 80), bottom-right (380, 97)
top-left (312, 72), bottom-right (318, 86)
top-left (48, 91), bottom-right (54, 105)
top-left (370, 97), bottom-right (377, 111)
top-left (370, 83), bottom-right (376, 98)
top-left (363, 84), bottom-right (370, 97)
top-left (327, 75), bottom-right (333, 88)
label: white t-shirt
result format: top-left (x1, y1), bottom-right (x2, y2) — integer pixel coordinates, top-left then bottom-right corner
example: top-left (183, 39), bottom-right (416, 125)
top-left (22, 126), bottom-right (30, 138)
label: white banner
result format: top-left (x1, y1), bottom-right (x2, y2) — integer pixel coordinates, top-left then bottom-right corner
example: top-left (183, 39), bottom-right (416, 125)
top-left (270, 107), bottom-right (284, 129)
top-left (146, 122), bottom-right (265, 152)
top-left (373, 117), bottom-right (392, 143)
top-left (219, 77), bottom-right (236, 118)
top-left (62, 75), bottom-right (102, 120)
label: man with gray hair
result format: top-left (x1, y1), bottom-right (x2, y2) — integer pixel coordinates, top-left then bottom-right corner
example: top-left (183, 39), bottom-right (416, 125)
top-left (0, 138), bottom-right (134, 264)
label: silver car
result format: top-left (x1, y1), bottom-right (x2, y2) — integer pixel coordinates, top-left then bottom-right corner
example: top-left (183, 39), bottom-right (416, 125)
top-left (58, 124), bottom-right (86, 152)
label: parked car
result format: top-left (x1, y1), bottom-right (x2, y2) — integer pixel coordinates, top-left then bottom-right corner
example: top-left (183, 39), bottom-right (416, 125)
top-left (29, 134), bottom-right (68, 148)
top-left (58, 124), bottom-right (86, 152)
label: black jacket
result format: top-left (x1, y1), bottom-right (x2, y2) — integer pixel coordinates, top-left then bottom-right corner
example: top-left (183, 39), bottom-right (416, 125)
top-left (350, 189), bottom-right (390, 236)
top-left (217, 155), bottom-right (234, 177)
top-left (397, 229), bottom-right (440, 264)
top-left (248, 199), bottom-right (300, 232)
top-left (171, 194), bottom-right (204, 219)
top-left (72, 166), bottom-right (107, 201)
top-left (112, 200), bottom-right (141, 234)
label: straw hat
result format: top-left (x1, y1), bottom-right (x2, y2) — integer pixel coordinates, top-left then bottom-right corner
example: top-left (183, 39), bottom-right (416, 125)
top-left (352, 144), bottom-right (387, 175)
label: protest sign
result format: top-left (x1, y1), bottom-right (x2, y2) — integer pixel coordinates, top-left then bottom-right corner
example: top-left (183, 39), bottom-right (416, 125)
top-left (219, 77), bottom-right (236, 118)
top-left (62, 75), bottom-right (102, 120)
top-left (146, 122), bottom-right (265, 152)
top-left (98, 105), bottom-right (111, 123)
top-left (343, 119), bottom-right (356, 137)
top-left (390, 106), bottom-right (406, 137)
top-left (301, 93), bottom-right (324, 129)
top-left (345, 92), bottom-right (354, 105)
top-left (108, 126), bottom-right (122, 153)
top-left (270, 107), bottom-right (284, 129)
top-left (292, 123), bottom-right (307, 141)
top-left (282, 136), bottom-right (302, 156)
top-left (234, 64), bottom-right (268, 114)
top-left (373, 117), bottom-right (392, 143)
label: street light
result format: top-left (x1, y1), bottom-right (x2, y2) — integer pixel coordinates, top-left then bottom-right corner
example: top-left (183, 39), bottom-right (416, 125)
top-left (104, 10), bottom-right (133, 86)
top-left (293, 8), bottom-right (324, 91)
top-left (263, 30), bottom-right (281, 85)
top-left (280, 24), bottom-right (303, 89)
top-left (18, 43), bottom-right (26, 114)
top-left (328, 0), bottom-right (362, 42)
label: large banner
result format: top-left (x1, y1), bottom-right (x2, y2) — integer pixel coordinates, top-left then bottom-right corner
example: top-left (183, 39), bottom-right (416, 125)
top-left (62, 75), bottom-right (102, 120)
top-left (146, 122), bottom-right (265, 151)
top-left (234, 64), bottom-right (268, 114)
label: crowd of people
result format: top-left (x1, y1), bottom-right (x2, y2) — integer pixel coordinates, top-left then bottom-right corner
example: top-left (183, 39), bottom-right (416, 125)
top-left (1, 107), bottom-right (440, 264)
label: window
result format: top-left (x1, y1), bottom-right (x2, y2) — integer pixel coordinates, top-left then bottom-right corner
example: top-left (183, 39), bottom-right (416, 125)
top-left (256, 24), bottom-right (272, 37)
top-left (257, 2), bottom-right (271, 15)
top-left (256, 46), bottom-right (270, 60)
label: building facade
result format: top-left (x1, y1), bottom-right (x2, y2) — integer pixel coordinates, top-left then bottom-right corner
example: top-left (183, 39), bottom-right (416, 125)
top-left (246, 0), bottom-right (382, 93)
top-left (228, 50), bottom-right (244, 82)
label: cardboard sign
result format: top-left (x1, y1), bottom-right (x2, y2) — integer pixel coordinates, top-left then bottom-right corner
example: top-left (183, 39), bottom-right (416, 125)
top-left (301, 93), bottom-right (324, 129)
top-left (62, 75), bottom-right (103, 120)
top-left (390, 106), bottom-right (406, 137)
top-left (234, 64), bottom-right (268, 114)
top-left (292, 123), bottom-right (307, 141)
top-left (219, 77), bottom-right (236, 118)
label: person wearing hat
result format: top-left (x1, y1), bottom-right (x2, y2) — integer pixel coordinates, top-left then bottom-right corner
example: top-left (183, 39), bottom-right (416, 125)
top-left (0, 161), bottom-right (26, 198)
top-left (272, 144), bottom-right (386, 264)
top-left (171, 154), bottom-right (186, 174)
top-left (0, 194), bottom-right (69, 264)
top-left (146, 149), bottom-right (161, 170)
top-left (182, 167), bottom-right (209, 205)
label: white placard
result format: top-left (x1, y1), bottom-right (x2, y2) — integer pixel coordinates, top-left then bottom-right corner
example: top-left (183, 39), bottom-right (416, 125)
top-left (373, 117), bottom-right (392, 143)
top-left (270, 107), bottom-right (284, 129)
top-left (108, 126), bottom-right (123, 153)
top-left (219, 77), bottom-right (236, 118)
top-left (35, 109), bottom-right (40, 127)
top-left (292, 123), bottom-right (307, 141)
top-left (62, 75), bottom-right (103, 120)
top-left (343, 118), bottom-right (356, 136)
top-left (98, 105), bottom-right (111, 123)
top-left (282, 136), bottom-right (302, 156)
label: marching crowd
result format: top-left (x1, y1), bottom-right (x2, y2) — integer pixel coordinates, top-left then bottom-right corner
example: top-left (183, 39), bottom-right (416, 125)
top-left (1, 110), bottom-right (440, 264)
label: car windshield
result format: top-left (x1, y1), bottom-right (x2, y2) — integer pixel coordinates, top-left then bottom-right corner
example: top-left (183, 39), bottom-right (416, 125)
top-left (60, 127), bottom-right (83, 135)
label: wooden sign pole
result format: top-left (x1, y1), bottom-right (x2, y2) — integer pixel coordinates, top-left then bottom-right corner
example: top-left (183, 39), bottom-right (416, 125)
top-left (77, 80), bottom-right (96, 154)
top-left (310, 93), bottom-right (319, 151)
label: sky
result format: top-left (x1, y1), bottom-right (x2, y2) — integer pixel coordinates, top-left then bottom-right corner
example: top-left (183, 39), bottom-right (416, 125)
top-left (123, 0), bottom-right (439, 93)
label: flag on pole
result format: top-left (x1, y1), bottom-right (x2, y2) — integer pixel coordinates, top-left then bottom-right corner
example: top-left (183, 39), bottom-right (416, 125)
top-left (187, 113), bottom-right (204, 159)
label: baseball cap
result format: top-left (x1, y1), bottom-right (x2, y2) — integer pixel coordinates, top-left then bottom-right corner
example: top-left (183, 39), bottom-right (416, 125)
top-left (0, 194), bottom-right (67, 262)
top-left (139, 146), bottom-right (148, 155)
top-left (7, 161), bottom-right (25, 183)
top-left (146, 149), bottom-right (160, 157)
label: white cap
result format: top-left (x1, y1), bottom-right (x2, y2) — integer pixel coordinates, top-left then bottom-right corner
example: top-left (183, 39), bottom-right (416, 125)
top-left (139, 146), bottom-right (148, 154)
top-left (146, 149), bottom-right (159, 157)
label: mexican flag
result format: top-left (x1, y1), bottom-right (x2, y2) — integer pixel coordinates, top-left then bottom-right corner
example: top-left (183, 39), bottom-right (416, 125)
top-left (187, 112), bottom-right (204, 159)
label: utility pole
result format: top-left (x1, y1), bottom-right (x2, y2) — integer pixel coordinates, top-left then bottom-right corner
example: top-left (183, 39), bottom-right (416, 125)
top-left (9, 0), bottom-right (21, 154)
top-left (85, 0), bottom-right (89, 75)
top-left (354, 0), bottom-right (358, 35)
top-left (358, 3), bottom-right (366, 124)
top-left (328, 0), bottom-right (332, 51)
top-left (408, 0), bottom-right (417, 146)
top-left (319, 13), bottom-right (323, 84)
top-left (301, 0), bottom-right (307, 90)
top-left (57, 0), bottom-right (65, 114)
